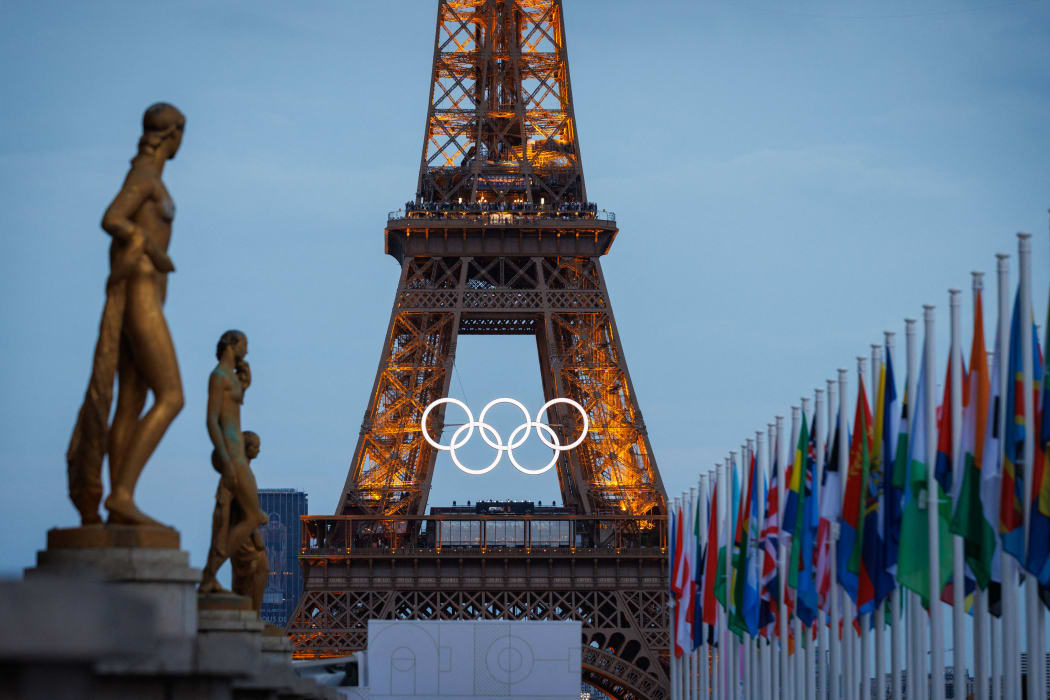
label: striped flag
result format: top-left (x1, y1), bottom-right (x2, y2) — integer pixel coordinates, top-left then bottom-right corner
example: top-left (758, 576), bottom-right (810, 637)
top-left (839, 376), bottom-right (873, 609)
top-left (788, 414), bottom-right (819, 626)
top-left (759, 444), bottom-right (780, 637)
top-left (702, 482), bottom-right (720, 627)
top-left (817, 412), bottom-right (841, 610)
top-left (951, 284), bottom-right (996, 589)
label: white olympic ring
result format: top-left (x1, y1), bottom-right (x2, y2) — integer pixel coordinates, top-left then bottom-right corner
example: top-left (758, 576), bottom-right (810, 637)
top-left (420, 397), bottom-right (589, 475)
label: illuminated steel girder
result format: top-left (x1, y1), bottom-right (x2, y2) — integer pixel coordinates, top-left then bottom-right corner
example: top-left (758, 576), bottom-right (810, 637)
top-left (303, 2), bottom-right (671, 697)
top-left (417, 0), bottom-right (585, 206)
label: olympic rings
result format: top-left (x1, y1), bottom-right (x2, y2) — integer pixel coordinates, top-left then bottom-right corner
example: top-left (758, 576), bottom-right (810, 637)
top-left (420, 397), bottom-right (589, 475)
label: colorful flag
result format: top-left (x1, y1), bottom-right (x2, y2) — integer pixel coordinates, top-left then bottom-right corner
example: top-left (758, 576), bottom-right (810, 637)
top-left (980, 323), bottom-right (1005, 613)
top-left (817, 412), bottom-right (841, 610)
top-left (702, 482), bottom-right (720, 627)
top-left (731, 452), bottom-right (762, 636)
top-left (882, 341), bottom-right (905, 587)
top-left (888, 346), bottom-right (910, 582)
top-left (693, 487), bottom-right (705, 650)
top-left (897, 337), bottom-right (953, 606)
top-left (1001, 291), bottom-right (1033, 563)
top-left (840, 375), bottom-right (875, 613)
top-left (672, 499), bottom-right (692, 657)
top-left (1026, 300), bottom-right (1049, 584)
top-left (759, 445), bottom-right (780, 637)
top-left (788, 414), bottom-right (819, 626)
top-left (868, 360), bottom-right (895, 607)
top-left (950, 284), bottom-right (996, 589)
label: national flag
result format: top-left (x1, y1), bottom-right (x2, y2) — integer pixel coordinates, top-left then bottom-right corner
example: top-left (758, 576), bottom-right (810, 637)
top-left (1001, 290), bottom-right (1035, 563)
top-left (693, 486), bottom-right (705, 650)
top-left (950, 284), bottom-right (996, 589)
top-left (672, 498), bottom-right (692, 657)
top-left (759, 444), bottom-right (780, 637)
top-left (817, 412), bottom-right (841, 610)
top-left (702, 481), bottom-right (720, 627)
top-left (887, 344), bottom-right (909, 582)
top-left (980, 324), bottom-right (1005, 612)
top-left (1026, 299), bottom-right (1049, 584)
top-left (839, 375), bottom-right (873, 608)
top-left (882, 341), bottom-right (905, 587)
top-left (868, 359), bottom-right (895, 607)
top-left (788, 414), bottom-right (819, 626)
top-left (897, 337), bottom-right (953, 606)
top-left (731, 452), bottom-right (761, 636)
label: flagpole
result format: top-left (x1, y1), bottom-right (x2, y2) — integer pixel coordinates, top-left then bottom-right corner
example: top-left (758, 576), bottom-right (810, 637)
top-left (872, 343), bottom-right (888, 700)
top-left (1018, 231), bottom-right (1044, 700)
top-left (811, 388), bottom-right (825, 700)
top-left (854, 356), bottom-right (871, 700)
top-left (887, 330), bottom-right (904, 700)
top-left (768, 420), bottom-right (780, 700)
top-left (700, 473), bottom-right (709, 700)
top-left (801, 397), bottom-right (815, 700)
top-left (727, 452), bottom-right (737, 700)
top-left (776, 414), bottom-right (789, 700)
top-left (672, 494), bottom-right (680, 700)
top-left (832, 368), bottom-right (847, 700)
top-left (823, 378), bottom-right (836, 700)
top-left (904, 316), bottom-right (926, 700)
top-left (924, 304), bottom-right (946, 700)
top-left (719, 460), bottom-right (729, 700)
top-left (790, 405), bottom-right (803, 700)
top-left (995, 253), bottom-right (1020, 700)
top-left (689, 487), bottom-right (697, 700)
top-left (948, 288), bottom-right (968, 700)
top-left (966, 273), bottom-right (990, 700)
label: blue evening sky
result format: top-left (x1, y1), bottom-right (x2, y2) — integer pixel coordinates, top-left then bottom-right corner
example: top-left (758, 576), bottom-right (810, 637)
top-left (1, 1), bottom-right (1049, 661)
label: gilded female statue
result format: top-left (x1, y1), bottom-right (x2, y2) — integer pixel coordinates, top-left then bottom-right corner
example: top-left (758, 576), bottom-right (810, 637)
top-left (67, 103), bottom-right (186, 527)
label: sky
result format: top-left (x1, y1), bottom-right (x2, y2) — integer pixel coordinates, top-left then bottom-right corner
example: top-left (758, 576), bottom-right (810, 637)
top-left (1, 0), bottom-right (1049, 662)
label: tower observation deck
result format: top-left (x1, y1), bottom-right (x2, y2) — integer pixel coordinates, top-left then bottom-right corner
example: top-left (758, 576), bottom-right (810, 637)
top-left (289, 3), bottom-right (670, 697)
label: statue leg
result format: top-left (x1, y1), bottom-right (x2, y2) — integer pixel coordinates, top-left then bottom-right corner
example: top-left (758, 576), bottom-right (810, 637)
top-left (199, 484), bottom-right (233, 593)
top-left (225, 460), bottom-right (268, 557)
top-left (106, 275), bottom-right (184, 526)
top-left (107, 336), bottom-right (148, 518)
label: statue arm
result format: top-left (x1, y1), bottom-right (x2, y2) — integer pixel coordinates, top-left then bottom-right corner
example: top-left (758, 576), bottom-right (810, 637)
top-left (206, 372), bottom-right (236, 485)
top-left (100, 175), bottom-right (174, 273)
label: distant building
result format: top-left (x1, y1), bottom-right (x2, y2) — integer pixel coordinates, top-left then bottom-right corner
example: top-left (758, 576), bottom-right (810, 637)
top-left (258, 489), bottom-right (308, 628)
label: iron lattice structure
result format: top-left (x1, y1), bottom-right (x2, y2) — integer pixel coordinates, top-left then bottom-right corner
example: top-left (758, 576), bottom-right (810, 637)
top-left (418, 0), bottom-right (585, 206)
top-left (291, 2), bottom-right (670, 697)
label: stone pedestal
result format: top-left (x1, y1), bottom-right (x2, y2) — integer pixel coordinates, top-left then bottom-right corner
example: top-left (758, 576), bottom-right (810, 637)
top-left (196, 593), bottom-right (263, 676)
top-left (25, 525), bottom-right (201, 654)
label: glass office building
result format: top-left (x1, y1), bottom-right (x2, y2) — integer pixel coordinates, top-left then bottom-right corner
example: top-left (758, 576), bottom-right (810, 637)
top-left (258, 488), bottom-right (308, 628)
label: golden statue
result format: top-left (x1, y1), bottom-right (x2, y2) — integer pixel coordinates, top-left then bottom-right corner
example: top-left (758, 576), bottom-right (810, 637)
top-left (200, 429), bottom-right (269, 611)
top-left (199, 330), bottom-right (269, 604)
top-left (67, 103), bottom-right (186, 527)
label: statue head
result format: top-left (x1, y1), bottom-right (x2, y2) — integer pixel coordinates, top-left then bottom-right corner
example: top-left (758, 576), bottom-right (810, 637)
top-left (216, 330), bottom-right (247, 361)
top-left (244, 431), bottom-right (261, 460)
top-left (138, 103), bottom-right (185, 160)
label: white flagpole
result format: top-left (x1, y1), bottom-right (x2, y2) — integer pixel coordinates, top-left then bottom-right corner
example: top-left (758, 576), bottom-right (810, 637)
top-left (790, 405), bottom-right (802, 700)
top-left (810, 388), bottom-right (824, 700)
top-left (996, 253), bottom-right (1020, 700)
top-left (689, 486), bottom-right (697, 700)
top-left (745, 440), bottom-right (754, 700)
top-left (904, 317), bottom-right (927, 700)
top-left (855, 356), bottom-right (871, 700)
top-left (888, 329), bottom-right (904, 700)
top-left (701, 473), bottom-right (711, 700)
top-left (1018, 232), bottom-right (1045, 700)
top-left (727, 452), bottom-right (737, 700)
top-left (924, 304), bottom-right (946, 700)
top-left (971, 272), bottom-right (989, 700)
top-left (719, 460), bottom-right (729, 700)
top-left (949, 288), bottom-right (968, 700)
top-left (871, 343), bottom-right (887, 700)
top-left (777, 414), bottom-right (789, 700)
top-left (823, 378), bottom-right (836, 700)
top-left (832, 368), bottom-right (847, 700)
top-left (768, 421), bottom-right (780, 700)
top-left (757, 430), bottom-right (771, 700)
top-left (671, 494), bottom-right (680, 700)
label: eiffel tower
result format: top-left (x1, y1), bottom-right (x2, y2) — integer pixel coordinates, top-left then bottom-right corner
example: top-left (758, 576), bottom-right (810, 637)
top-left (288, 2), bottom-right (670, 697)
